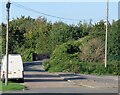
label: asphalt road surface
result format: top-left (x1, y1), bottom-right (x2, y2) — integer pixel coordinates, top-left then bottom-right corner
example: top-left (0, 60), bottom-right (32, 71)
top-left (1, 61), bottom-right (119, 94)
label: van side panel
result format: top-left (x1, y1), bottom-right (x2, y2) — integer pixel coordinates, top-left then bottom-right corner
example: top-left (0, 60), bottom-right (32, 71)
top-left (1, 54), bottom-right (24, 79)
top-left (8, 55), bottom-right (23, 78)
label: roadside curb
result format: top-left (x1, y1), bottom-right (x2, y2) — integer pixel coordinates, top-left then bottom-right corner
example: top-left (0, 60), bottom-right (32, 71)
top-left (57, 73), bottom-right (83, 81)
top-left (67, 79), bottom-right (96, 88)
top-left (57, 73), bottom-right (118, 89)
top-left (66, 79), bottom-right (118, 88)
top-left (57, 73), bottom-right (95, 88)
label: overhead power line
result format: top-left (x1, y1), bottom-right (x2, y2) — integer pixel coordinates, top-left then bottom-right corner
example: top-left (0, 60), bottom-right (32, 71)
top-left (12, 2), bottom-right (80, 21)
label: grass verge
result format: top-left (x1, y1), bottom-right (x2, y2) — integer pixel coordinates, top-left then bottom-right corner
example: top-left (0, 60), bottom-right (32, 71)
top-left (0, 81), bottom-right (25, 91)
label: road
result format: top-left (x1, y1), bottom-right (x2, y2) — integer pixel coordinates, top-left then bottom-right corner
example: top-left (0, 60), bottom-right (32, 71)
top-left (1, 61), bottom-right (119, 94)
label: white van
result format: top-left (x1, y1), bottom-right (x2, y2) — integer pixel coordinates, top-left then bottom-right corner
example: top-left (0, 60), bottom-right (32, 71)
top-left (0, 54), bottom-right (24, 82)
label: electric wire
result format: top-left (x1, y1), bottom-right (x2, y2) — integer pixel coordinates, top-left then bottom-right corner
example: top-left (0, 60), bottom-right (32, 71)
top-left (12, 2), bottom-right (80, 21)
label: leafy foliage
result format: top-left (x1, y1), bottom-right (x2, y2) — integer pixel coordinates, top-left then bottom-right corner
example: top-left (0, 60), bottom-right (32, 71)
top-left (43, 41), bottom-right (80, 72)
top-left (44, 58), bottom-right (119, 75)
top-left (79, 37), bottom-right (105, 62)
top-left (108, 20), bottom-right (120, 61)
top-left (0, 16), bottom-right (119, 75)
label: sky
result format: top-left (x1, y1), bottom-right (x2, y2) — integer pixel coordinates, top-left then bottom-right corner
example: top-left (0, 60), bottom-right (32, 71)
top-left (0, 0), bottom-right (119, 25)
top-left (1, 0), bottom-right (120, 2)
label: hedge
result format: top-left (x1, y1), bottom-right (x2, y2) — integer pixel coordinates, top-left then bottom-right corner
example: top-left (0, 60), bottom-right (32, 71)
top-left (44, 60), bottom-right (119, 75)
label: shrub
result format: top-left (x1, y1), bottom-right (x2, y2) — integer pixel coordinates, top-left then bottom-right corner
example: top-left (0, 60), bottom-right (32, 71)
top-left (44, 41), bottom-right (81, 73)
top-left (79, 37), bottom-right (104, 62)
top-left (43, 59), bottom-right (51, 71)
top-left (78, 61), bottom-right (119, 75)
top-left (44, 38), bottom-right (119, 75)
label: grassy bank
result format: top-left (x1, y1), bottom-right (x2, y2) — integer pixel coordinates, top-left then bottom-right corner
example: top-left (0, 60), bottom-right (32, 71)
top-left (0, 81), bottom-right (25, 91)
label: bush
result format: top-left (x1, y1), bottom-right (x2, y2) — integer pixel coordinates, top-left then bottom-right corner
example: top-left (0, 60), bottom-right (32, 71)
top-left (44, 38), bottom-right (119, 75)
top-left (43, 41), bottom-right (81, 73)
top-left (78, 61), bottom-right (119, 75)
top-left (43, 59), bottom-right (51, 71)
top-left (44, 58), bottom-right (119, 75)
top-left (79, 36), bottom-right (105, 62)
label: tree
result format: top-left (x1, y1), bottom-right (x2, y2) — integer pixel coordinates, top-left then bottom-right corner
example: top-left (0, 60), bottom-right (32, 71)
top-left (108, 20), bottom-right (120, 61)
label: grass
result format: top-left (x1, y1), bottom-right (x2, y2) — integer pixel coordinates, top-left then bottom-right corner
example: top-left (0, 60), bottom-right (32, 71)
top-left (0, 81), bottom-right (25, 91)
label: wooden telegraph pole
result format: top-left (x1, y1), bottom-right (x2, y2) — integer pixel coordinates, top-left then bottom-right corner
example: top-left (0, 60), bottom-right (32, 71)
top-left (105, 0), bottom-right (109, 68)
top-left (5, 0), bottom-right (11, 86)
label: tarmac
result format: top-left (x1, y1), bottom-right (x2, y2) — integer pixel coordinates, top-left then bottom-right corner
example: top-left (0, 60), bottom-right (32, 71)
top-left (57, 72), bottom-right (118, 89)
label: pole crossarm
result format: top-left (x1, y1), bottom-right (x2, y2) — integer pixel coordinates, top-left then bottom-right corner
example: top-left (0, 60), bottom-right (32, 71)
top-left (6, 2), bottom-right (11, 9)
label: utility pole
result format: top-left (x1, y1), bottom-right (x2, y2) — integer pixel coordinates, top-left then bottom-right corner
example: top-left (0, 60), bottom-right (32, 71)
top-left (5, 0), bottom-right (11, 86)
top-left (105, 0), bottom-right (109, 68)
